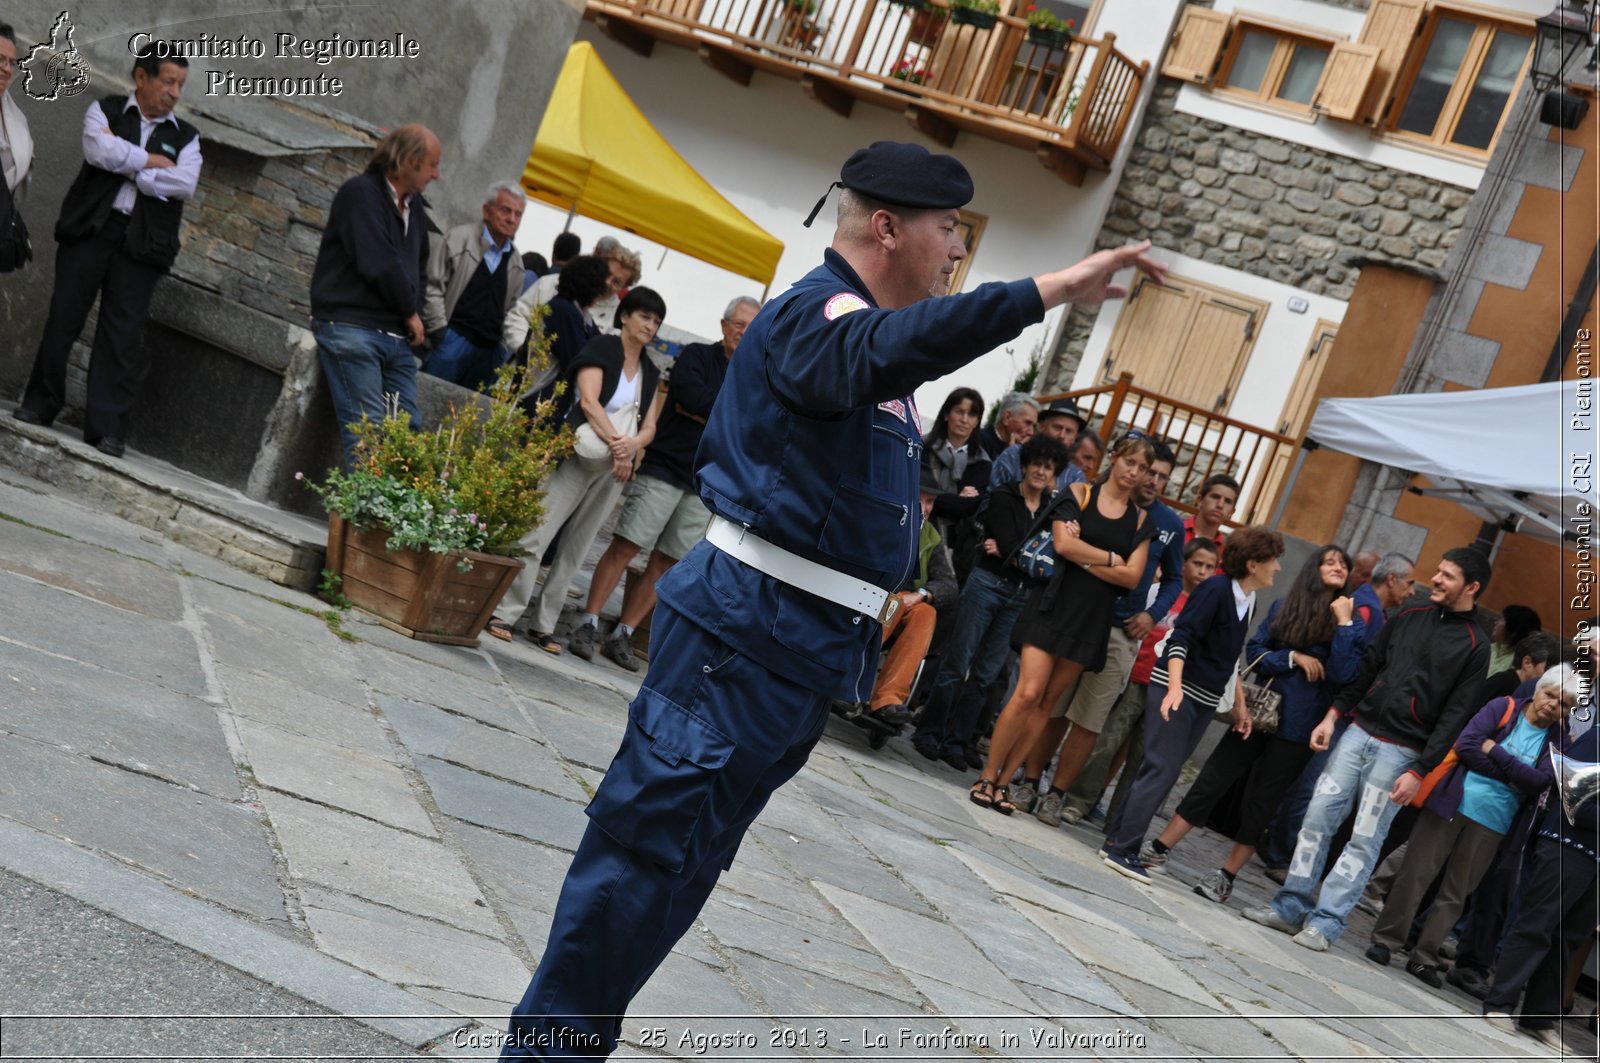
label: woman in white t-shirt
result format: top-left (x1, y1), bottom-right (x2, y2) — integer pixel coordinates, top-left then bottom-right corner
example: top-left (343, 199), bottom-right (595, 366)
top-left (493, 287), bottom-right (667, 648)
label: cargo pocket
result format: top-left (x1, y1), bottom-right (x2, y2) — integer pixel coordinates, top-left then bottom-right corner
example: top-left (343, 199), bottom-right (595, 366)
top-left (816, 481), bottom-right (908, 583)
top-left (587, 687), bottom-right (736, 874)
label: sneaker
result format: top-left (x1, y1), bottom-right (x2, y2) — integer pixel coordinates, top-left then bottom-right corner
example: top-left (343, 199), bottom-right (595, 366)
top-left (1525, 1026), bottom-right (1563, 1051)
top-left (1439, 935), bottom-right (1458, 960)
top-left (567, 622), bottom-right (598, 660)
top-left (601, 632), bottom-right (641, 672)
top-left (1010, 780), bottom-right (1038, 814)
top-left (1483, 1012), bottom-right (1516, 1034)
top-left (1243, 905), bottom-right (1302, 935)
top-left (1194, 868), bottom-right (1233, 904)
top-left (1060, 804), bottom-right (1084, 825)
top-left (1292, 926), bottom-right (1329, 952)
top-left (1364, 942), bottom-right (1391, 966)
top-left (1447, 965), bottom-right (1492, 1000)
top-left (1354, 893), bottom-right (1384, 917)
top-left (1101, 849), bottom-right (1150, 882)
top-left (1406, 960), bottom-right (1442, 988)
top-left (1137, 842), bottom-right (1169, 873)
top-left (1035, 791), bottom-right (1063, 827)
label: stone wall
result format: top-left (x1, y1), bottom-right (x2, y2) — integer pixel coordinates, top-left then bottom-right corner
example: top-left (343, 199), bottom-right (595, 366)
top-left (177, 144), bottom-right (369, 325)
top-left (1045, 79), bottom-right (1471, 390)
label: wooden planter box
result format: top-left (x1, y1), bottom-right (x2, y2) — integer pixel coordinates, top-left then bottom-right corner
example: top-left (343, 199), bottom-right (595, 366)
top-left (326, 514), bottom-right (524, 646)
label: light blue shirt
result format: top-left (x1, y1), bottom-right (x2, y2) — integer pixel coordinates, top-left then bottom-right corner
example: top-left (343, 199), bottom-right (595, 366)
top-left (1459, 713), bottom-right (1545, 834)
top-left (988, 442), bottom-right (1086, 495)
top-left (481, 225), bottom-right (514, 275)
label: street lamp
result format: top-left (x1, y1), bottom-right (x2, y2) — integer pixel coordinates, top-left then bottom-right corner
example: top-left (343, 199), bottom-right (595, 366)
top-left (1531, 2), bottom-right (1592, 92)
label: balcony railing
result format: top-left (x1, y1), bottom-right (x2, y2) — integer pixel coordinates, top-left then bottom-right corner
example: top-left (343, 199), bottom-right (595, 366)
top-left (587, 0), bottom-right (1148, 182)
top-left (1045, 373), bottom-right (1299, 528)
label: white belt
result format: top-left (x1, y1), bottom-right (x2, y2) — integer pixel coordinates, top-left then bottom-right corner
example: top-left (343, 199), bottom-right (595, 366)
top-left (705, 515), bottom-right (900, 627)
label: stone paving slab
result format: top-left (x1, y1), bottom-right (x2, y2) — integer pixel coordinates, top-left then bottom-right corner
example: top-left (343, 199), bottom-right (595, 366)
top-left (380, 696), bottom-right (589, 803)
top-left (0, 470), bottom-right (176, 565)
top-left (0, 639), bottom-right (240, 798)
top-left (697, 892), bottom-right (912, 998)
top-left (218, 662), bottom-right (396, 759)
top-left (0, 734), bottom-right (286, 923)
top-left (514, 701), bottom-right (628, 772)
top-left (416, 756), bottom-right (587, 851)
top-left (298, 885), bottom-right (528, 1003)
top-left (259, 791), bottom-right (499, 937)
top-left (237, 718), bottom-right (435, 835)
top-left (192, 576), bottom-right (337, 642)
top-left (203, 603), bottom-right (372, 707)
top-left (0, 518), bottom-right (187, 621)
top-left (0, 569), bottom-right (210, 697)
top-left (753, 826), bottom-right (929, 915)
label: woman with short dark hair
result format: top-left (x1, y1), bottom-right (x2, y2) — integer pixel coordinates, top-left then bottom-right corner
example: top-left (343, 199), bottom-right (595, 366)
top-left (492, 286), bottom-right (668, 649)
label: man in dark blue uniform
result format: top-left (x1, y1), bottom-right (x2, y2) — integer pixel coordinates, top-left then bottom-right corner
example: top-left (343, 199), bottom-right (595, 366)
top-left (500, 141), bottom-right (1164, 1060)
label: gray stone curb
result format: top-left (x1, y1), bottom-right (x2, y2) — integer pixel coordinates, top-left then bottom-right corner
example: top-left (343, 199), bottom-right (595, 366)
top-left (0, 816), bottom-right (467, 1048)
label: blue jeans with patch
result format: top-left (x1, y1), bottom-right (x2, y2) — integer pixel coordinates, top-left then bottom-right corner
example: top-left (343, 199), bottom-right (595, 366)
top-left (1270, 723), bottom-right (1417, 942)
top-left (313, 319), bottom-right (421, 469)
top-left (423, 326), bottom-right (508, 392)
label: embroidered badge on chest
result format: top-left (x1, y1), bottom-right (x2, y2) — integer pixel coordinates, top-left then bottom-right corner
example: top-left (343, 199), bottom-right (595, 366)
top-left (823, 292), bottom-right (869, 320)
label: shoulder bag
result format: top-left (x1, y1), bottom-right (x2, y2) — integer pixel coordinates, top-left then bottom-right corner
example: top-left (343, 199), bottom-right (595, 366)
top-left (0, 168), bottom-right (31, 274)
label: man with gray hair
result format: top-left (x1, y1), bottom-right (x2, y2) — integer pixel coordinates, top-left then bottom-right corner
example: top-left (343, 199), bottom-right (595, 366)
top-left (421, 179), bottom-right (526, 390)
top-left (979, 389), bottom-right (1039, 458)
top-left (566, 295), bottom-right (762, 670)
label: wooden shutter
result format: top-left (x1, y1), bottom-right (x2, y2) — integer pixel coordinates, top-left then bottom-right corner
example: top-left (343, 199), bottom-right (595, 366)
top-left (1161, 6), bottom-right (1232, 85)
top-left (1183, 297), bottom-right (1259, 412)
top-left (1354, 0), bottom-right (1429, 125)
top-left (1101, 277), bottom-right (1195, 388)
top-left (1310, 41), bottom-right (1381, 120)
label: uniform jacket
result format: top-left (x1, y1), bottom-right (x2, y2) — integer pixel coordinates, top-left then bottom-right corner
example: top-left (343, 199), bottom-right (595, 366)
top-left (1245, 599), bottom-right (1366, 743)
top-left (660, 247), bottom-right (1044, 701)
top-left (422, 221), bottom-right (525, 337)
top-left (1331, 601), bottom-right (1492, 777)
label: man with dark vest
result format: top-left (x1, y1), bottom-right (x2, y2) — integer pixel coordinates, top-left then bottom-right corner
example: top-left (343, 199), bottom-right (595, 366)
top-left (421, 180), bottom-right (526, 391)
top-left (12, 54), bottom-right (200, 458)
top-left (497, 139), bottom-right (1164, 1059)
top-left (310, 123), bottom-right (440, 469)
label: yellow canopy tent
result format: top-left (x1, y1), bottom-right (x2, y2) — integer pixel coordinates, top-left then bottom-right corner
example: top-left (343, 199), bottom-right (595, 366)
top-left (523, 42), bottom-right (784, 286)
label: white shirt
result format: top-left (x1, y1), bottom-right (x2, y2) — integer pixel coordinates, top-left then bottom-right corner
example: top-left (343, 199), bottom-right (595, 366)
top-left (82, 97), bottom-right (202, 215)
top-left (604, 362), bottom-right (640, 419)
top-left (1231, 579), bottom-right (1254, 621)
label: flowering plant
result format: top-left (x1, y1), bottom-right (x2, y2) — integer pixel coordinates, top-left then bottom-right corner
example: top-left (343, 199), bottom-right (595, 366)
top-left (950, 0), bottom-right (1001, 14)
top-left (304, 328), bottom-right (569, 562)
top-left (891, 58), bottom-right (931, 83)
top-left (1023, 5), bottom-right (1074, 32)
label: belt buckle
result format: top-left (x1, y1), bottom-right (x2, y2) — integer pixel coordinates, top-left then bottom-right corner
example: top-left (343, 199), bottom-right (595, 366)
top-left (876, 593), bottom-right (900, 627)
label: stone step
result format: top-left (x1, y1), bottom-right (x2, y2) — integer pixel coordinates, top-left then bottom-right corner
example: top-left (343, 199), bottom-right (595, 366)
top-left (0, 418), bottom-right (326, 591)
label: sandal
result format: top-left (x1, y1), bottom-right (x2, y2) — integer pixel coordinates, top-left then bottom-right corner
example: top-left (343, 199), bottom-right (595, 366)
top-left (991, 785), bottom-right (1017, 816)
top-left (530, 631), bottom-right (562, 654)
top-left (484, 617), bottom-right (513, 642)
top-left (969, 778), bottom-right (998, 809)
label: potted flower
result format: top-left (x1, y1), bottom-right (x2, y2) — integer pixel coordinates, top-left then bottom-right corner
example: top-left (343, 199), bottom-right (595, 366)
top-left (890, 57), bottom-right (931, 87)
top-left (907, 2), bottom-right (948, 42)
top-left (307, 334), bottom-right (568, 645)
top-left (1024, 6), bottom-right (1074, 49)
top-left (950, 0), bottom-right (1000, 29)
top-left (883, 0), bottom-right (930, 11)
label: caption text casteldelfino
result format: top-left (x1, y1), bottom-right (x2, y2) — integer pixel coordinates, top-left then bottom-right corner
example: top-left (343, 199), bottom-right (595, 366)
top-left (127, 32), bottom-right (422, 97)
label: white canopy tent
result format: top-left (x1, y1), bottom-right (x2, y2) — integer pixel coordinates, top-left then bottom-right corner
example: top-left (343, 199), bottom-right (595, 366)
top-left (1271, 381), bottom-right (1593, 548)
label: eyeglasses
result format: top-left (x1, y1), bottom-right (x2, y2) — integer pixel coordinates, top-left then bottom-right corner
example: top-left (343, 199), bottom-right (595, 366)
top-left (722, 317), bottom-right (751, 333)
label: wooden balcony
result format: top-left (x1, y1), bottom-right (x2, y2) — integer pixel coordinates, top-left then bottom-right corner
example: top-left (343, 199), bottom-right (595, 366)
top-left (586, 0), bottom-right (1149, 185)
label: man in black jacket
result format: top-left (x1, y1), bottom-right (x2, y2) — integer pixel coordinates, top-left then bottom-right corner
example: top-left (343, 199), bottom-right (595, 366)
top-left (13, 54), bottom-right (200, 458)
top-left (565, 296), bottom-right (761, 670)
top-left (1245, 545), bottom-right (1493, 952)
top-left (310, 123), bottom-right (440, 468)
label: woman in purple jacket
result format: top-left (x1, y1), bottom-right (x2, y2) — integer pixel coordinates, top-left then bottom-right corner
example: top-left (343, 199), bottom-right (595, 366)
top-left (1365, 664), bottom-right (1579, 987)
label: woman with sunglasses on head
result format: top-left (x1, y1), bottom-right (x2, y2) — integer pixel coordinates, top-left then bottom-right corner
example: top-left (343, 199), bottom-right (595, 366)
top-left (971, 433), bottom-right (1157, 815)
top-left (1140, 545), bottom-right (1364, 902)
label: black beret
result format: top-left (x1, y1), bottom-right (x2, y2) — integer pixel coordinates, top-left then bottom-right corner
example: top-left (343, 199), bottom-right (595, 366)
top-left (802, 140), bottom-right (974, 226)
top-left (841, 141), bottom-right (973, 209)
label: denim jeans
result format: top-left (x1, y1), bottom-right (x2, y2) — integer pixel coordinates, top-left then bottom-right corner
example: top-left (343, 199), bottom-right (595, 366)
top-left (423, 327), bottom-right (508, 393)
top-left (1270, 723), bottom-right (1417, 942)
top-left (911, 567), bottom-right (1029, 756)
top-left (314, 319), bottom-right (421, 470)
top-left (1260, 715), bottom-right (1351, 868)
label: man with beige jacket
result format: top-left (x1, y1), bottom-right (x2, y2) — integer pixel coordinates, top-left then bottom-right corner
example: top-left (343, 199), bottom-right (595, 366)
top-left (421, 180), bottom-right (526, 390)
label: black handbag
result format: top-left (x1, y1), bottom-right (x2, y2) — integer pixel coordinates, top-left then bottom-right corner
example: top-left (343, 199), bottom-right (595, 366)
top-left (0, 167), bottom-right (31, 274)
